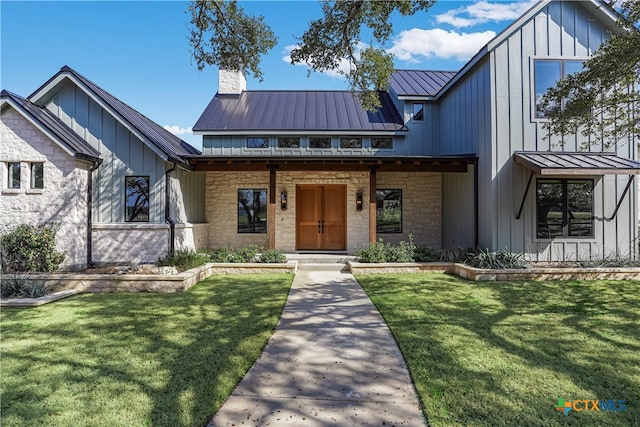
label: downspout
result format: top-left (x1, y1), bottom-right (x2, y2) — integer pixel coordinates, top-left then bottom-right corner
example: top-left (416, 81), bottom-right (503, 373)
top-left (87, 158), bottom-right (103, 268)
top-left (165, 162), bottom-right (178, 256)
top-left (473, 158), bottom-right (479, 249)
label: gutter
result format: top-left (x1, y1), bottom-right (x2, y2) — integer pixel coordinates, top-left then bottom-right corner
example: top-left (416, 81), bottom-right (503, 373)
top-left (165, 162), bottom-right (178, 256)
top-left (84, 156), bottom-right (103, 268)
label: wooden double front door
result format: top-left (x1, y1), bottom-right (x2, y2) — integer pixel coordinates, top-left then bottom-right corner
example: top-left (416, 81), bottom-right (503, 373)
top-left (296, 185), bottom-right (346, 250)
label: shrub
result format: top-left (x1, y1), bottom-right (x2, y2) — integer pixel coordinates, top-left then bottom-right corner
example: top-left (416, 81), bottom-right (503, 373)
top-left (414, 245), bottom-right (440, 262)
top-left (466, 248), bottom-right (529, 270)
top-left (355, 236), bottom-right (416, 263)
top-left (0, 275), bottom-right (51, 298)
top-left (257, 249), bottom-right (287, 263)
top-left (233, 245), bottom-right (260, 262)
top-left (156, 250), bottom-right (209, 272)
top-left (0, 224), bottom-right (65, 273)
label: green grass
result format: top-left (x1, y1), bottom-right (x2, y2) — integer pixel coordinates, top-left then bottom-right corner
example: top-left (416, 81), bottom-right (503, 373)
top-left (357, 273), bottom-right (639, 426)
top-left (0, 274), bottom-right (293, 427)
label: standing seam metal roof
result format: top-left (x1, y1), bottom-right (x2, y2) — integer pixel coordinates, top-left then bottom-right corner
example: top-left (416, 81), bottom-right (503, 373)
top-left (390, 70), bottom-right (458, 97)
top-left (193, 90), bottom-right (406, 132)
top-left (2, 89), bottom-right (100, 161)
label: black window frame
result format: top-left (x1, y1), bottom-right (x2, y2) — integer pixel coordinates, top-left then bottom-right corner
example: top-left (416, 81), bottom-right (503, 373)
top-left (125, 176), bottom-right (150, 223)
top-left (309, 137), bottom-right (331, 149)
top-left (371, 137), bottom-right (393, 150)
top-left (7, 162), bottom-right (21, 189)
top-left (339, 137), bottom-right (363, 149)
top-left (412, 103), bottom-right (424, 121)
top-left (536, 178), bottom-right (594, 239)
top-left (237, 188), bottom-right (268, 234)
top-left (376, 189), bottom-right (403, 234)
top-left (30, 162), bottom-right (44, 189)
top-left (277, 137), bottom-right (300, 148)
top-left (247, 137), bottom-right (269, 149)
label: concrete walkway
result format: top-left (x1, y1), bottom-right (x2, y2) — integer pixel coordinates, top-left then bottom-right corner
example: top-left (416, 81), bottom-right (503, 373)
top-left (209, 265), bottom-right (426, 427)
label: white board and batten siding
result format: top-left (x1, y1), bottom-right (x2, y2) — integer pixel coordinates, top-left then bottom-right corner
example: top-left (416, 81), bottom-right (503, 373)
top-left (438, 1), bottom-right (637, 260)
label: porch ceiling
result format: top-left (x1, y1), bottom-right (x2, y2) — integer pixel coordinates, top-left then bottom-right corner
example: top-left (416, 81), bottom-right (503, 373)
top-left (186, 155), bottom-right (477, 173)
top-left (513, 151), bottom-right (640, 175)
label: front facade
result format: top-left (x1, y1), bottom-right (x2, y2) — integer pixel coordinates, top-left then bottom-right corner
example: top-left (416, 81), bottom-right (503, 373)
top-left (1, 0), bottom-right (637, 269)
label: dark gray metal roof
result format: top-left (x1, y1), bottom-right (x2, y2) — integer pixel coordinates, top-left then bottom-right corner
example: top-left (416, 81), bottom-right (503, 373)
top-left (32, 66), bottom-right (201, 164)
top-left (2, 89), bottom-right (101, 161)
top-left (390, 70), bottom-right (457, 97)
top-left (513, 151), bottom-right (640, 175)
top-left (193, 90), bottom-right (406, 132)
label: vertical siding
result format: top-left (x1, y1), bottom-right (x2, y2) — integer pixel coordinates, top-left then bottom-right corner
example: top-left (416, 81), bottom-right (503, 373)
top-left (481, 1), bottom-right (634, 260)
top-left (45, 83), bottom-right (169, 224)
top-left (172, 169), bottom-right (206, 223)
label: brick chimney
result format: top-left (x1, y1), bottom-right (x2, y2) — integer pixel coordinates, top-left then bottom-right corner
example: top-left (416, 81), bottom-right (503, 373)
top-left (218, 67), bottom-right (246, 95)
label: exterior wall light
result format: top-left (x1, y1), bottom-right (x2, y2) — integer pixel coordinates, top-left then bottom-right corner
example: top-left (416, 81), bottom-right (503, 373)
top-left (356, 192), bottom-right (363, 211)
top-left (280, 191), bottom-right (287, 210)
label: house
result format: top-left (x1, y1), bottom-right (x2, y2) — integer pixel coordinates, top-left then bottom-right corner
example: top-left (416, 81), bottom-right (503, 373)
top-left (1, 67), bottom-right (205, 270)
top-left (189, 0), bottom-right (638, 262)
top-left (1, 0), bottom-right (638, 269)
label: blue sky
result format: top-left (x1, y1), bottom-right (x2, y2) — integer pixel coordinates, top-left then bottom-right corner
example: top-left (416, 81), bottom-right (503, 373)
top-left (1, 0), bottom-right (535, 148)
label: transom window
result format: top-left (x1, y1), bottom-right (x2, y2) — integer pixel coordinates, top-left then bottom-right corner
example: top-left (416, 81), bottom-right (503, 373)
top-left (536, 179), bottom-right (593, 239)
top-left (31, 162), bottom-right (44, 189)
top-left (371, 138), bottom-right (393, 149)
top-left (125, 176), bottom-right (150, 222)
top-left (309, 137), bottom-right (331, 149)
top-left (376, 189), bottom-right (402, 234)
top-left (238, 189), bottom-right (267, 233)
top-left (7, 162), bottom-right (20, 189)
top-left (278, 137), bottom-right (300, 148)
top-left (247, 137), bottom-right (269, 148)
top-left (340, 138), bottom-right (362, 149)
top-left (534, 59), bottom-right (583, 118)
top-left (412, 103), bottom-right (424, 121)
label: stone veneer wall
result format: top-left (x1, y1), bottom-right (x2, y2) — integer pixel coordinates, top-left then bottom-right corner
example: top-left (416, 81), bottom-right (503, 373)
top-left (92, 223), bottom-right (169, 265)
top-left (204, 171), bottom-right (443, 253)
top-left (377, 172), bottom-right (442, 249)
top-left (1, 108), bottom-right (90, 270)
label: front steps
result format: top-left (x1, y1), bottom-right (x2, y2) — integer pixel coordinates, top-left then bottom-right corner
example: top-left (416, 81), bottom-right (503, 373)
top-left (286, 253), bottom-right (356, 272)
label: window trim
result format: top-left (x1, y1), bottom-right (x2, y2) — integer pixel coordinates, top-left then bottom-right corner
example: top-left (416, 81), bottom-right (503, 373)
top-left (237, 188), bottom-right (268, 234)
top-left (125, 175), bottom-right (151, 223)
top-left (535, 178), bottom-right (594, 240)
top-left (376, 189), bottom-right (403, 234)
top-left (531, 56), bottom-right (588, 122)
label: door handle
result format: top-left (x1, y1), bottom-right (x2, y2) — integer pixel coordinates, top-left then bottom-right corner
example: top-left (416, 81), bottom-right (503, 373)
top-left (318, 220), bottom-right (321, 233)
top-left (321, 220), bottom-right (325, 234)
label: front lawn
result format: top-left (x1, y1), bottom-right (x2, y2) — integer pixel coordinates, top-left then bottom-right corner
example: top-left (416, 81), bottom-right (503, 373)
top-left (0, 274), bottom-right (293, 427)
top-left (357, 273), bottom-right (639, 426)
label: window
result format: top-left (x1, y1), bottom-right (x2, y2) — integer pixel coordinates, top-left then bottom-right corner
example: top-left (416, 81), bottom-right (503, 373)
top-left (278, 137), bottom-right (300, 148)
top-left (31, 163), bottom-right (43, 189)
top-left (534, 59), bottom-right (583, 118)
top-left (238, 189), bottom-right (267, 233)
top-left (7, 162), bottom-right (20, 189)
top-left (413, 103), bottom-right (424, 121)
top-left (309, 137), bottom-right (331, 149)
top-left (125, 176), bottom-right (150, 222)
top-left (536, 179), bottom-right (593, 238)
top-left (376, 189), bottom-right (402, 233)
top-left (247, 137), bottom-right (269, 148)
top-left (340, 138), bottom-right (362, 149)
top-left (371, 138), bottom-right (393, 149)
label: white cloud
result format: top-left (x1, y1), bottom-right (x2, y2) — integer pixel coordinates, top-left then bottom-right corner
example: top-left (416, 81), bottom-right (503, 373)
top-left (436, 1), bottom-right (536, 28)
top-left (389, 28), bottom-right (496, 62)
top-left (163, 125), bottom-right (193, 136)
top-left (282, 43), bottom-right (367, 80)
